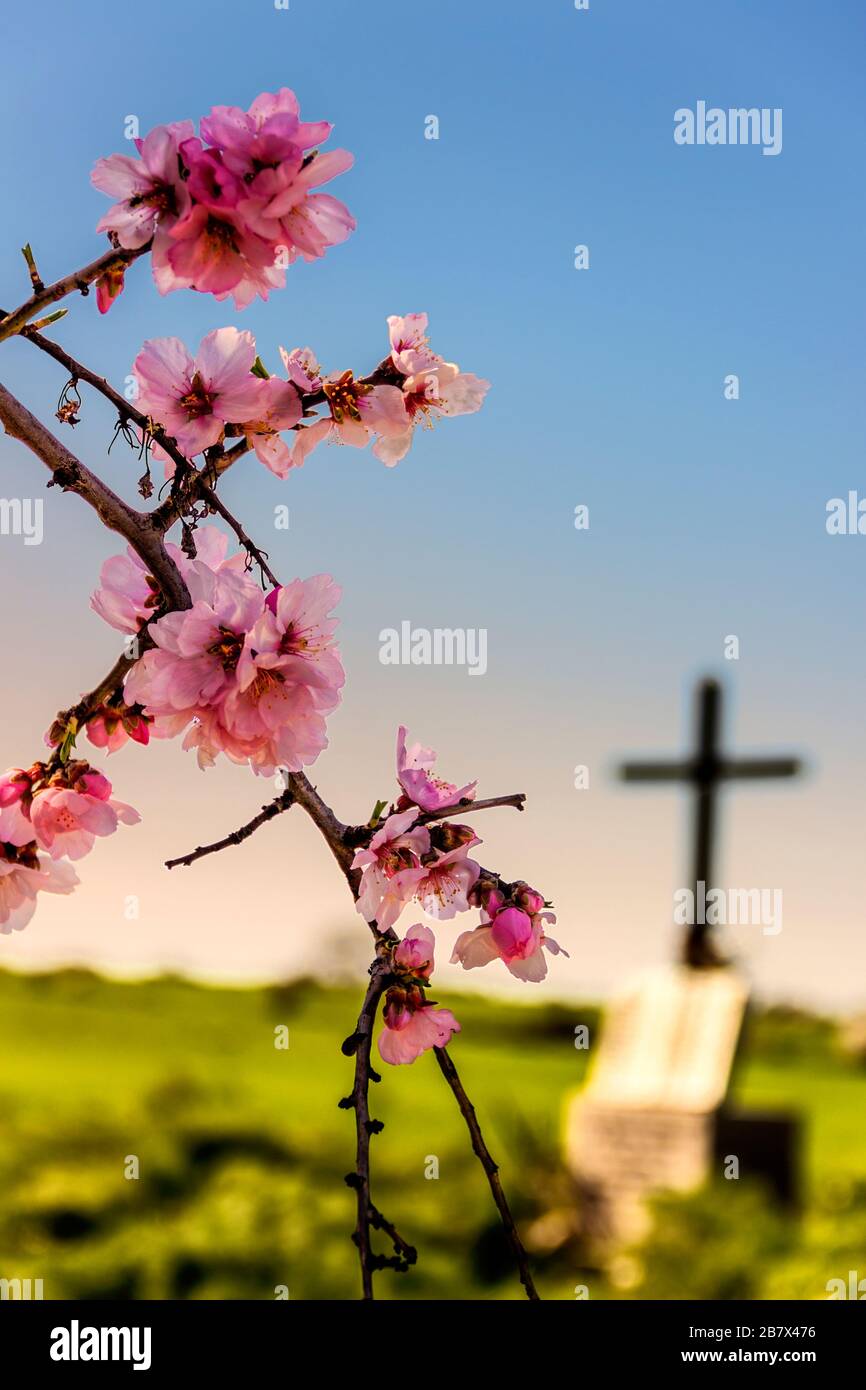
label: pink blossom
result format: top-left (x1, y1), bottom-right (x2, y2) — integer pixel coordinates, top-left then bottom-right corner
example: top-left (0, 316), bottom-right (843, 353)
top-left (289, 373), bottom-right (407, 469)
top-left (0, 845), bottom-right (78, 935)
top-left (414, 838), bottom-right (481, 920)
top-left (392, 922), bottom-right (436, 981)
top-left (161, 203), bottom-right (280, 307)
top-left (91, 122), bottom-right (193, 250)
top-left (199, 88), bottom-right (331, 178)
top-left (351, 808), bottom-right (429, 930)
top-left (451, 903), bottom-right (566, 983)
top-left (124, 565), bottom-right (265, 718)
top-left (125, 569), bottom-right (343, 778)
top-left (213, 575), bottom-right (345, 775)
top-left (240, 157), bottom-right (355, 266)
top-left (374, 361), bottom-right (490, 467)
top-left (90, 526), bottom-right (246, 635)
top-left (373, 314), bottom-right (490, 466)
top-left (396, 726), bottom-right (477, 813)
top-left (30, 766), bottom-right (140, 861)
top-left (92, 95), bottom-right (354, 306)
top-left (180, 137), bottom-right (244, 210)
top-left (133, 329), bottom-right (266, 457)
top-left (378, 983), bottom-right (460, 1066)
top-left (95, 264), bottom-right (126, 315)
top-left (0, 769), bottom-right (36, 847)
top-left (91, 545), bottom-right (161, 634)
top-left (241, 376), bottom-right (303, 479)
top-left (279, 346), bottom-right (322, 393)
top-left (85, 703), bottom-right (151, 755)
top-left (387, 313), bottom-right (439, 376)
top-left (180, 525), bottom-right (249, 577)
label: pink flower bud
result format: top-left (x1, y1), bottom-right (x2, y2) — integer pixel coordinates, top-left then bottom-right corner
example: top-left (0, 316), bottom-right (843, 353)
top-left (490, 907), bottom-right (534, 961)
top-left (511, 881), bottom-right (545, 915)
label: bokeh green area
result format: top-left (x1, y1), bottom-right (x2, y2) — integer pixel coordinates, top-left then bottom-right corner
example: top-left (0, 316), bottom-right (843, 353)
top-left (0, 968), bottom-right (863, 1300)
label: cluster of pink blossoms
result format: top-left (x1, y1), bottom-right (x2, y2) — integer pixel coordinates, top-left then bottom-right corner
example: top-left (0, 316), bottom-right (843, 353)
top-left (0, 763), bottom-right (139, 933)
top-left (91, 89), bottom-right (354, 310)
top-left (11, 86), bottom-right (546, 1064)
top-left (291, 313), bottom-right (491, 469)
top-left (93, 526), bottom-right (344, 777)
top-left (378, 924), bottom-right (461, 1066)
top-left (131, 312), bottom-right (489, 480)
top-left (364, 729), bottom-right (565, 1065)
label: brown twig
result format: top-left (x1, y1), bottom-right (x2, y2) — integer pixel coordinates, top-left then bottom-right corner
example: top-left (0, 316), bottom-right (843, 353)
top-left (197, 482), bottom-right (280, 589)
top-left (433, 1045), bottom-right (539, 1300)
top-left (165, 791), bottom-right (295, 869)
top-left (168, 786), bottom-right (527, 875)
top-left (417, 793), bottom-right (526, 825)
top-left (0, 241), bottom-right (150, 343)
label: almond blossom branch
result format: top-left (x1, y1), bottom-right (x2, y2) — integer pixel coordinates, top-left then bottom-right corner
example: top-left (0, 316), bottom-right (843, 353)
top-left (0, 241), bottom-right (150, 343)
top-left (0, 88), bottom-right (542, 1307)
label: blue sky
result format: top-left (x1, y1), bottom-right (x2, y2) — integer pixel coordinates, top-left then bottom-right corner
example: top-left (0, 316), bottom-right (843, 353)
top-left (0, 0), bottom-right (864, 1009)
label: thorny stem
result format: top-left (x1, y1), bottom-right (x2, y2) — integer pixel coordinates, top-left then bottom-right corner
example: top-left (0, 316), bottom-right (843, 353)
top-left (342, 954), bottom-right (394, 1299)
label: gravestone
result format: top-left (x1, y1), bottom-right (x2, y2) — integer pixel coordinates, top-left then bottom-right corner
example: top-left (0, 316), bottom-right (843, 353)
top-left (566, 965), bottom-right (749, 1242)
top-left (564, 679), bottom-right (803, 1243)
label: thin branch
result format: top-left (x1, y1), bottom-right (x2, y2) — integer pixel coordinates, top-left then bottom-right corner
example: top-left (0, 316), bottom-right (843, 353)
top-left (286, 771), bottom-right (358, 883)
top-left (433, 1045), bottom-right (539, 1300)
top-left (5, 317), bottom-right (196, 483)
top-left (0, 241), bottom-right (150, 343)
top-left (0, 381), bottom-right (190, 613)
top-left (167, 786), bottom-right (527, 877)
top-left (417, 793), bottom-right (526, 825)
top-left (197, 482), bottom-right (280, 588)
top-left (165, 791), bottom-right (295, 869)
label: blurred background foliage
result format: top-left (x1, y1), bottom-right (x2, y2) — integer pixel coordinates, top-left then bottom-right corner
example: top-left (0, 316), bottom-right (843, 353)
top-left (0, 968), bottom-right (863, 1300)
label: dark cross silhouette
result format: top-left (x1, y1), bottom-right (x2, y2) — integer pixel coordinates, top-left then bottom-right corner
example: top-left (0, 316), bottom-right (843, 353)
top-left (619, 678), bottom-right (802, 968)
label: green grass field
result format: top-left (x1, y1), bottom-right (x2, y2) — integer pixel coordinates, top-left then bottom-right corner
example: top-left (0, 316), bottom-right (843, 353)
top-left (0, 968), bottom-right (863, 1300)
